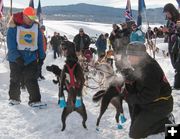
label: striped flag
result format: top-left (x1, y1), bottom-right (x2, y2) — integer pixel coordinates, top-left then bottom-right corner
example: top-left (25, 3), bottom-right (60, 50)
top-left (137, 0), bottom-right (146, 27)
top-left (29, 0), bottom-right (34, 8)
top-left (0, 0), bottom-right (3, 18)
top-left (124, 0), bottom-right (133, 22)
top-left (37, 0), bottom-right (43, 25)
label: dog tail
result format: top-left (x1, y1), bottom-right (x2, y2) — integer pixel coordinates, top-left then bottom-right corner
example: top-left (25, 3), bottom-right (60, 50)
top-left (92, 90), bottom-right (106, 102)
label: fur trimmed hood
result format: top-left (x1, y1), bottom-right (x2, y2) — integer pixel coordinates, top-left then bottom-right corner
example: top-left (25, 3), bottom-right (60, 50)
top-left (7, 12), bottom-right (24, 28)
top-left (7, 16), bottom-right (16, 28)
top-left (7, 12), bottom-right (39, 28)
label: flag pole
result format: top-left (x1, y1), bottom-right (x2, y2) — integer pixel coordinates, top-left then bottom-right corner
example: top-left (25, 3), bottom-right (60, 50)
top-left (10, 0), bottom-right (12, 16)
top-left (142, 0), bottom-right (156, 59)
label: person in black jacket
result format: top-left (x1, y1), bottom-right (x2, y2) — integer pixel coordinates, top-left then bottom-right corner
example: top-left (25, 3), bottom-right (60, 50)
top-left (109, 24), bottom-right (121, 51)
top-left (109, 23), bottom-right (131, 54)
top-left (121, 42), bottom-right (174, 139)
top-left (73, 28), bottom-right (91, 57)
top-left (163, 3), bottom-right (180, 89)
top-left (50, 32), bottom-right (60, 59)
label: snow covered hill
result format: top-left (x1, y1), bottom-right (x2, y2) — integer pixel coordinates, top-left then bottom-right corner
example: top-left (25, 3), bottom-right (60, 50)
top-left (0, 20), bottom-right (180, 139)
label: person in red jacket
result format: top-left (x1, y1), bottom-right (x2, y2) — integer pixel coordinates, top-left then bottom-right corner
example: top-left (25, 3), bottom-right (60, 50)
top-left (38, 25), bottom-right (47, 80)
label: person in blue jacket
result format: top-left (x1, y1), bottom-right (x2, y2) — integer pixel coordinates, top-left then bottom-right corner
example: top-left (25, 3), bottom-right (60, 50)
top-left (95, 34), bottom-right (108, 58)
top-left (130, 23), bottom-right (145, 43)
top-left (7, 7), bottom-right (46, 107)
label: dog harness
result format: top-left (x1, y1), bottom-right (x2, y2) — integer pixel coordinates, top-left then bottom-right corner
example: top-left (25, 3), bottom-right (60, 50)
top-left (65, 63), bottom-right (80, 91)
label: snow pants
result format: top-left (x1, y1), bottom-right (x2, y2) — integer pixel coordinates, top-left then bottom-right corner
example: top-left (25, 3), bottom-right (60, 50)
top-left (9, 61), bottom-right (41, 104)
top-left (168, 42), bottom-right (180, 89)
top-left (128, 97), bottom-right (173, 139)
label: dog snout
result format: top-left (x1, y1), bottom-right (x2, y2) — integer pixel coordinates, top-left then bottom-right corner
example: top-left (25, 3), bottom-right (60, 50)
top-left (46, 66), bottom-right (52, 71)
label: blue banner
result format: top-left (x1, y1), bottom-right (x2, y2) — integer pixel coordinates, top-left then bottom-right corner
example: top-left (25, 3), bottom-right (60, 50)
top-left (29, 0), bottom-right (34, 8)
top-left (137, 0), bottom-right (146, 27)
top-left (37, 0), bottom-right (43, 25)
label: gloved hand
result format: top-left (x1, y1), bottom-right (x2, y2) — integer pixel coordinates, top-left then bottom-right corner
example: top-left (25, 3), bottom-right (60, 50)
top-left (15, 57), bottom-right (24, 66)
top-left (38, 58), bottom-right (44, 66)
top-left (121, 68), bottom-right (135, 83)
top-left (75, 96), bottom-right (82, 108)
top-left (59, 97), bottom-right (67, 108)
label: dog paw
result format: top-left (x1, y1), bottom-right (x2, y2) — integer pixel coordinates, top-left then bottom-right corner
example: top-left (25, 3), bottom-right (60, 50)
top-left (59, 97), bottom-right (67, 108)
top-left (117, 124), bottom-right (123, 129)
top-left (96, 127), bottom-right (100, 131)
top-left (75, 97), bottom-right (82, 108)
top-left (120, 114), bottom-right (127, 124)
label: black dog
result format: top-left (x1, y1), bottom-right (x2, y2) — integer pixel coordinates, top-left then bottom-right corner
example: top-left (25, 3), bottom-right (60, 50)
top-left (46, 64), bottom-right (62, 84)
top-left (46, 65), bottom-right (65, 104)
top-left (59, 40), bottom-right (87, 131)
top-left (93, 83), bottom-right (127, 130)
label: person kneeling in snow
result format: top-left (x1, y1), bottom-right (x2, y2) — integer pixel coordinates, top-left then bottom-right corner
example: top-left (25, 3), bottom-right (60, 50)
top-left (7, 7), bottom-right (46, 107)
top-left (121, 41), bottom-right (174, 138)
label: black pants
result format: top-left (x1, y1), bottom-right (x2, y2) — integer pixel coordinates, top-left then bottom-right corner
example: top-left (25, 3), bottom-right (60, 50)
top-left (9, 61), bottom-right (41, 104)
top-left (168, 43), bottom-right (180, 88)
top-left (174, 62), bottom-right (180, 88)
top-left (128, 97), bottom-right (173, 139)
top-left (38, 60), bottom-right (44, 78)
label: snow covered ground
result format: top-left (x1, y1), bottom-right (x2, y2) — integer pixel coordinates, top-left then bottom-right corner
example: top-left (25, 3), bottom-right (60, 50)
top-left (0, 20), bottom-right (180, 139)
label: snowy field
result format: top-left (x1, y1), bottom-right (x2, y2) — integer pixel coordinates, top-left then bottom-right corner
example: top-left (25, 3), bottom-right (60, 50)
top-left (0, 20), bottom-right (180, 139)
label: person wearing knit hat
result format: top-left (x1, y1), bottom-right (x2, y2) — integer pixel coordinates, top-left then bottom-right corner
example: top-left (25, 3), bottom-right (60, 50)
top-left (126, 41), bottom-right (146, 56)
top-left (6, 7), bottom-right (46, 107)
top-left (124, 41), bottom-right (147, 67)
top-left (120, 41), bottom-right (174, 138)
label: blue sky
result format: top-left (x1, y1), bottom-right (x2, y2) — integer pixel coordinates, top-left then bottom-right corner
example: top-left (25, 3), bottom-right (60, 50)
top-left (3, 0), bottom-right (178, 9)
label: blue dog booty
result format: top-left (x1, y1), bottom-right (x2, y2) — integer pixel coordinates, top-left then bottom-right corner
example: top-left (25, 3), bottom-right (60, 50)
top-left (96, 126), bottom-right (100, 131)
top-left (117, 124), bottom-right (123, 129)
top-left (120, 113), bottom-right (127, 124)
top-left (59, 97), bottom-right (67, 108)
top-left (75, 97), bottom-right (82, 108)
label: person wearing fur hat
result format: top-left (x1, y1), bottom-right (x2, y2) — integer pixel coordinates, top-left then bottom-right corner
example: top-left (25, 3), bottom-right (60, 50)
top-left (120, 42), bottom-right (174, 138)
top-left (7, 7), bottom-right (46, 107)
top-left (163, 3), bottom-right (180, 90)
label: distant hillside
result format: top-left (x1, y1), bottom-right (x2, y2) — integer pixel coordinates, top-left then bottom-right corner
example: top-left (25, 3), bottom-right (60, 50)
top-left (4, 3), bottom-right (166, 24)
